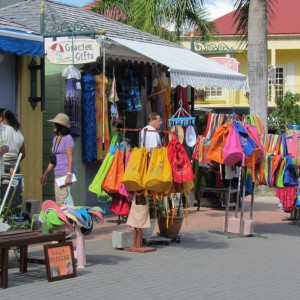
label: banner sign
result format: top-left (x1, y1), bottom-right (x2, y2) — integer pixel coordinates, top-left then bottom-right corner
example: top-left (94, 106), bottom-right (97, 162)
top-left (208, 57), bottom-right (240, 72)
top-left (46, 39), bottom-right (100, 65)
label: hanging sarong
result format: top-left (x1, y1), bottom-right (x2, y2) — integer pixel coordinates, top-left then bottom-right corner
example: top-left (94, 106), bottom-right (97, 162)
top-left (64, 78), bottom-right (81, 137)
top-left (81, 73), bottom-right (97, 162)
top-left (95, 74), bottom-right (110, 161)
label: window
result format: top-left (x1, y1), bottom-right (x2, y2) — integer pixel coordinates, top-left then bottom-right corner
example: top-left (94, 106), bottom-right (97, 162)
top-left (269, 66), bottom-right (285, 101)
top-left (205, 87), bottom-right (222, 97)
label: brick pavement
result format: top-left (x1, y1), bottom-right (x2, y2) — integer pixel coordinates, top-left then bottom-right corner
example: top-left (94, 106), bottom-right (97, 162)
top-left (1, 193), bottom-right (299, 300)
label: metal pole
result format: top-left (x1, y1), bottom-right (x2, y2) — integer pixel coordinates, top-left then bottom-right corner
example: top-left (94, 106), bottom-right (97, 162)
top-left (235, 166), bottom-right (242, 218)
top-left (250, 182), bottom-right (255, 220)
top-left (224, 179), bottom-right (231, 233)
top-left (239, 167), bottom-right (246, 235)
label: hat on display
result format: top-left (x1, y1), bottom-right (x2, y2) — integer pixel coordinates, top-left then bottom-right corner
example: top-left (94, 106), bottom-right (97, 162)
top-left (46, 210), bottom-right (66, 227)
top-left (88, 209), bottom-right (104, 224)
top-left (185, 125), bottom-right (197, 147)
top-left (169, 125), bottom-right (184, 144)
top-left (48, 113), bottom-right (71, 128)
top-left (64, 211), bottom-right (82, 227)
top-left (42, 200), bottom-right (61, 213)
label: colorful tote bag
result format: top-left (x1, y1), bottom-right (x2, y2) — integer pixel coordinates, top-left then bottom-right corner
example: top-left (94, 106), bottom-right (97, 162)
top-left (167, 133), bottom-right (194, 183)
top-left (88, 152), bottom-right (114, 197)
top-left (102, 148), bottom-right (125, 194)
top-left (144, 147), bottom-right (173, 193)
top-left (121, 147), bottom-right (147, 192)
top-left (223, 124), bottom-right (244, 167)
top-left (207, 120), bottom-right (231, 164)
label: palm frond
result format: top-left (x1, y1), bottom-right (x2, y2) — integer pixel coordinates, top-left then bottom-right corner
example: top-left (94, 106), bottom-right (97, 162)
top-left (233, 0), bottom-right (278, 46)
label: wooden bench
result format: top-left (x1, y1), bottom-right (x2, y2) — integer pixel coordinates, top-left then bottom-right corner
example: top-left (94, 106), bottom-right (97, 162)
top-left (0, 230), bottom-right (66, 289)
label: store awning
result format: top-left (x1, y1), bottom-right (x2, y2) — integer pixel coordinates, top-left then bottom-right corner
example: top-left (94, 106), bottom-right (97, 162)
top-left (0, 29), bottom-right (43, 57)
top-left (109, 37), bottom-right (249, 91)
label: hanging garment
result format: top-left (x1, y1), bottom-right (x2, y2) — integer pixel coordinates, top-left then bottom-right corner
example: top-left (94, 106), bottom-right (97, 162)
top-left (276, 186), bottom-right (297, 212)
top-left (126, 198), bottom-right (150, 229)
top-left (81, 73), bottom-right (97, 163)
top-left (64, 78), bottom-right (81, 137)
top-left (95, 74), bottom-right (110, 161)
top-left (62, 65), bottom-right (81, 137)
top-left (175, 86), bottom-right (189, 114)
top-left (286, 132), bottom-right (298, 158)
top-left (136, 77), bottom-right (148, 128)
top-left (151, 74), bottom-right (172, 131)
top-left (120, 67), bottom-right (142, 112)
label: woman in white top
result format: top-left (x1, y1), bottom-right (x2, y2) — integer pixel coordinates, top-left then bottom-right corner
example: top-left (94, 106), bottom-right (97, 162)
top-left (0, 108), bottom-right (25, 172)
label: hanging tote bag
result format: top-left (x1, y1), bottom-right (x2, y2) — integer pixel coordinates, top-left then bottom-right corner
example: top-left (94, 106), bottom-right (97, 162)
top-left (279, 135), bottom-right (298, 187)
top-left (207, 120), bottom-right (231, 164)
top-left (167, 133), bottom-right (194, 183)
top-left (102, 148), bottom-right (125, 194)
top-left (88, 152), bottom-right (114, 197)
top-left (223, 125), bottom-right (244, 167)
top-left (244, 123), bottom-right (265, 164)
top-left (119, 151), bottom-right (133, 197)
top-left (88, 132), bottom-right (119, 196)
top-left (109, 193), bottom-right (131, 216)
top-left (144, 147), bottom-right (173, 193)
top-left (121, 146), bottom-right (147, 192)
top-left (283, 156), bottom-right (298, 187)
top-left (233, 120), bottom-right (257, 156)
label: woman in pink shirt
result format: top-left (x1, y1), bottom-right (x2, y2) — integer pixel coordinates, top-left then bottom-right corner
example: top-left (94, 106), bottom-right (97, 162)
top-left (40, 113), bottom-right (76, 205)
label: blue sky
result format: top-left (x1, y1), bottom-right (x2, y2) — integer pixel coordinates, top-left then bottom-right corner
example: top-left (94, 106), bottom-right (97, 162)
top-left (55, 0), bottom-right (234, 20)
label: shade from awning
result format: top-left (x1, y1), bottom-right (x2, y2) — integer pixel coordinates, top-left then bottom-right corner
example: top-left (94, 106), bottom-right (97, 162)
top-left (0, 29), bottom-right (43, 57)
top-left (109, 37), bottom-right (249, 91)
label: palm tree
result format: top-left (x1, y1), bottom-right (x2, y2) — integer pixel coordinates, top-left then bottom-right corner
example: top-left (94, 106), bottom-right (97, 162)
top-left (93, 0), bottom-right (212, 42)
top-left (233, 0), bottom-right (276, 130)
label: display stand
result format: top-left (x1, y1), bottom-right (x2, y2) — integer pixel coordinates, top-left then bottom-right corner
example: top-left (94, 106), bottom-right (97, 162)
top-left (65, 224), bottom-right (86, 269)
top-left (113, 127), bottom-right (171, 253)
top-left (209, 167), bottom-right (256, 238)
top-left (123, 227), bottom-right (157, 253)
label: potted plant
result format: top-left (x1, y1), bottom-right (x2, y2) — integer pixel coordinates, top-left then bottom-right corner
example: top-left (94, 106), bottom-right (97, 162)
top-left (157, 193), bottom-right (185, 240)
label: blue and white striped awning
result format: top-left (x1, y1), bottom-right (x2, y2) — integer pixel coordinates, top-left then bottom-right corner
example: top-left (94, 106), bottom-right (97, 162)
top-left (0, 28), bottom-right (43, 57)
top-left (109, 37), bottom-right (249, 91)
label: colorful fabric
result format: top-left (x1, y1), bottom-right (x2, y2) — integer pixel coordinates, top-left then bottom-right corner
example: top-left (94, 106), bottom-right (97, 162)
top-left (95, 74), bottom-right (110, 161)
top-left (120, 68), bottom-right (142, 112)
top-left (81, 73), bottom-right (97, 163)
top-left (64, 78), bottom-right (81, 137)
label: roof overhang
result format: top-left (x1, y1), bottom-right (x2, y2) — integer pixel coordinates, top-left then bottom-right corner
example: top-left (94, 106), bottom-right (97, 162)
top-left (108, 37), bottom-right (249, 91)
top-left (0, 29), bottom-right (44, 57)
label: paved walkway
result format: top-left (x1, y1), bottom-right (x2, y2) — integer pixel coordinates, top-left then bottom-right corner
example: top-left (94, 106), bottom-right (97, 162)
top-left (2, 192), bottom-right (299, 300)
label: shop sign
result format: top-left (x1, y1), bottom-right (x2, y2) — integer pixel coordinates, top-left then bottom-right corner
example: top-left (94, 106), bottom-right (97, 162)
top-left (46, 39), bottom-right (100, 65)
top-left (44, 241), bottom-right (76, 282)
top-left (208, 57), bottom-right (240, 72)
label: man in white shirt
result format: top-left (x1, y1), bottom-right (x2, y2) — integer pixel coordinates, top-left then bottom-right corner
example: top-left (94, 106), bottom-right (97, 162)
top-left (140, 112), bottom-right (162, 151)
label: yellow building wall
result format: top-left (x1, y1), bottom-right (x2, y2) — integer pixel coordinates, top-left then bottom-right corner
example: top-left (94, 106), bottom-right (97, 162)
top-left (19, 56), bottom-right (43, 202)
top-left (181, 36), bottom-right (300, 109)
